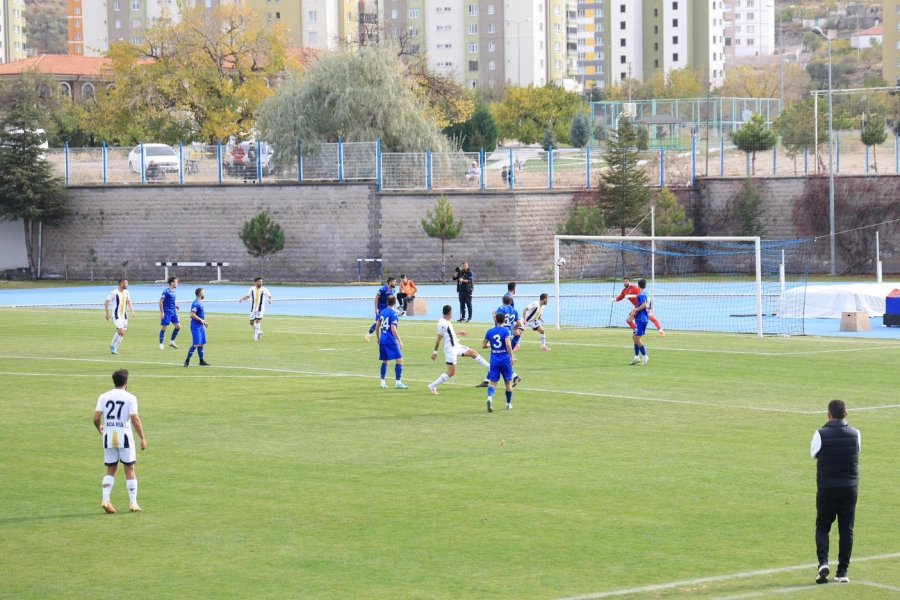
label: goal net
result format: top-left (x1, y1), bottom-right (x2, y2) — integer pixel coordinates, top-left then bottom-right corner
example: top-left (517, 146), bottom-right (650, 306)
top-left (554, 235), bottom-right (813, 336)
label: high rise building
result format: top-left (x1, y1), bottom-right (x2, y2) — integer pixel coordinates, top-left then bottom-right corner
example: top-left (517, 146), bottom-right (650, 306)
top-left (1, 0), bottom-right (28, 63)
top-left (577, 1), bottom-right (724, 92)
top-left (885, 0), bottom-right (900, 86)
top-left (244, 0), bottom-right (360, 49)
top-left (722, 0), bottom-right (774, 58)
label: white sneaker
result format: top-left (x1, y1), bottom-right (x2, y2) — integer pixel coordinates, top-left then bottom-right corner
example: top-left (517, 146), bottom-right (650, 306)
top-left (159, 343), bottom-right (164, 350)
top-left (379, 381), bottom-right (388, 389)
top-left (168, 341), bottom-right (179, 349)
top-left (641, 355), bottom-right (649, 365)
top-left (835, 575), bottom-right (849, 584)
top-left (428, 384), bottom-right (439, 395)
top-left (630, 356), bottom-right (640, 365)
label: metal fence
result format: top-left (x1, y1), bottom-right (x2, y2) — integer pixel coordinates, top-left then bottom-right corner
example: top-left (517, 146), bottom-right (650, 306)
top-left (48, 134), bottom-right (900, 192)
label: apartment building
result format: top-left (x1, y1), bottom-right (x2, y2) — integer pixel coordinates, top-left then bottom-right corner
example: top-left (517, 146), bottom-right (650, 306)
top-left (722, 0), bottom-right (774, 58)
top-left (245, 0), bottom-right (360, 49)
top-left (576, 1), bottom-right (724, 92)
top-left (885, 0), bottom-right (899, 86)
top-left (1, 0), bottom-right (27, 63)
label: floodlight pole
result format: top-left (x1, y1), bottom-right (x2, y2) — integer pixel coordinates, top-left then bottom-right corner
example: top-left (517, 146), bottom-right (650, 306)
top-left (813, 26), bottom-right (836, 276)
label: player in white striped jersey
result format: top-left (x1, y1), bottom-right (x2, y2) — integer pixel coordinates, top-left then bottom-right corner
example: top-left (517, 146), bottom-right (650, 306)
top-left (522, 293), bottom-right (551, 351)
top-left (92, 369), bottom-right (147, 514)
top-left (104, 279), bottom-right (136, 354)
top-left (238, 276), bottom-right (273, 341)
top-left (427, 305), bottom-right (491, 395)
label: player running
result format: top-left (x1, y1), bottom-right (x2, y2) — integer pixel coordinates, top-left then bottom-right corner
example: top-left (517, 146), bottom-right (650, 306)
top-left (629, 279), bottom-right (650, 366)
top-left (427, 305), bottom-right (491, 395)
top-left (376, 296), bottom-right (407, 389)
top-left (158, 276), bottom-right (181, 349)
top-left (522, 293), bottom-right (551, 351)
top-left (104, 279), bottom-right (136, 355)
top-left (482, 312), bottom-right (517, 412)
top-left (613, 276), bottom-right (665, 335)
top-left (239, 276), bottom-right (273, 341)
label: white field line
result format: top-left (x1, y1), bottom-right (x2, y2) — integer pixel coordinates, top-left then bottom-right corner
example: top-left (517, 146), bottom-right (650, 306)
top-left (856, 580), bottom-right (900, 592)
top-left (3, 354), bottom-right (900, 416)
top-left (715, 584), bottom-right (818, 599)
top-left (555, 552), bottom-right (900, 600)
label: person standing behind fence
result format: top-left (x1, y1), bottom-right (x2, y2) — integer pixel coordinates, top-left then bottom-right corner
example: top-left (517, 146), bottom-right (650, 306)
top-left (453, 262), bottom-right (474, 322)
top-left (239, 276), bottom-right (273, 341)
top-left (158, 276), bottom-right (181, 350)
top-left (105, 279), bottom-right (136, 355)
top-left (365, 277), bottom-right (397, 342)
top-left (811, 399), bottom-right (861, 585)
top-left (397, 274), bottom-right (418, 316)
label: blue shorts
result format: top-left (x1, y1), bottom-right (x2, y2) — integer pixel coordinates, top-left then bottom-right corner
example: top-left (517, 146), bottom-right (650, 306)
top-left (379, 338), bottom-right (402, 361)
top-left (161, 311), bottom-right (180, 327)
top-left (191, 325), bottom-right (207, 346)
top-left (634, 320), bottom-right (648, 337)
top-left (488, 358), bottom-right (514, 383)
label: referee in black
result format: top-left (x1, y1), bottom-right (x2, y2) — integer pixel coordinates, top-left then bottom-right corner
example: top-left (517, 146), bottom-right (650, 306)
top-left (811, 399), bottom-right (861, 584)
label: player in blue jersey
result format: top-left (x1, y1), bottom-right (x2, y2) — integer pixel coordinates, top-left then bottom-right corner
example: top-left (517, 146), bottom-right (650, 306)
top-left (365, 277), bottom-right (397, 343)
top-left (184, 287), bottom-right (210, 367)
top-left (629, 279), bottom-right (650, 366)
top-left (158, 276), bottom-right (181, 350)
top-left (482, 312), bottom-right (516, 412)
top-left (477, 295), bottom-right (522, 387)
top-left (376, 296), bottom-right (407, 389)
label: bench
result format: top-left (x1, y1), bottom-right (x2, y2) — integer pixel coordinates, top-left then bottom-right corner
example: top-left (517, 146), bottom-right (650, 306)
top-left (156, 261), bottom-right (230, 284)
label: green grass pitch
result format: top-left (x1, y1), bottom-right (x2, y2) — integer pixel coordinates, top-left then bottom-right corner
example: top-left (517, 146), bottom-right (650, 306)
top-left (1, 308), bottom-right (899, 599)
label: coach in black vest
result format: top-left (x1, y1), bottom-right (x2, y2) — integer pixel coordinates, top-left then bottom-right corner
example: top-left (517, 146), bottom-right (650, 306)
top-left (811, 399), bottom-right (861, 585)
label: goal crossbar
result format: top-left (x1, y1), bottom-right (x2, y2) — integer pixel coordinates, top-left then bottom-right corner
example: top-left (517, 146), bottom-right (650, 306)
top-left (554, 235), bottom-right (764, 336)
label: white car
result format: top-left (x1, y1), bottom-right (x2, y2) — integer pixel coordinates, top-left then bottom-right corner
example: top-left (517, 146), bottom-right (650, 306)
top-left (128, 144), bottom-right (180, 174)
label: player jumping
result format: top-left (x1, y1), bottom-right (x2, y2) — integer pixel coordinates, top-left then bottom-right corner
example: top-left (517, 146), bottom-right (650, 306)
top-left (613, 277), bottom-right (665, 335)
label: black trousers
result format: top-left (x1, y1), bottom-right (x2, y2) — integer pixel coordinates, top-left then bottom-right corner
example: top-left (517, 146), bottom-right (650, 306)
top-left (458, 292), bottom-right (473, 320)
top-left (396, 293), bottom-right (409, 311)
top-left (816, 486), bottom-right (858, 572)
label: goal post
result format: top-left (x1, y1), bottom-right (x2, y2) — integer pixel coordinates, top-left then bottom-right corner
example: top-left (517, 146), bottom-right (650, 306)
top-left (554, 235), bottom-right (812, 336)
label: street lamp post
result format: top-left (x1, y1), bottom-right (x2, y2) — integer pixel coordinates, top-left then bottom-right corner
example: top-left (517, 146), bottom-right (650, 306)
top-left (505, 18), bottom-right (530, 86)
top-left (812, 26), bottom-right (836, 275)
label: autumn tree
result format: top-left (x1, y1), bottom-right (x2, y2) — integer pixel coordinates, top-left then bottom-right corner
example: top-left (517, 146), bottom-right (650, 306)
top-left (490, 85), bottom-right (585, 145)
top-left (443, 104), bottom-right (498, 152)
top-left (717, 63), bottom-right (811, 102)
top-left (421, 196), bottom-right (463, 282)
top-left (595, 119), bottom-right (652, 234)
top-left (257, 44), bottom-right (451, 161)
top-left (730, 114), bottom-right (777, 176)
top-left (83, 2), bottom-right (286, 144)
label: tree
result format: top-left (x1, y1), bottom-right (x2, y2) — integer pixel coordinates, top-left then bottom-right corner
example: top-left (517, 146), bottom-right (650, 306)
top-left (774, 98), bottom-right (827, 174)
top-left (730, 114), bottom-right (777, 175)
top-left (82, 3), bottom-right (286, 145)
top-left (239, 212), bottom-right (286, 271)
top-left (443, 104), bottom-right (498, 152)
top-left (646, 188), bottom-right (693, 236)
top-left (24, 0), bottom-right (68, 55)
top-left (560, 191), bottom-right (605, 235)
top-left (569, 113), bottom-right (592, 149)
top-left (541, 125), bottom-right (557, 152)
top-left (0, 80), bottom-right (70, 279)
top-left (490, 85), bottom-right (585, 145)
top-left (421, 196), bottom-right (463, 282)
top-left (730, 179), bottom-right (766, 236)
top-left (860, 115), bottom-right (887, 173)
top-left (257, 44), bottom-right (451, 163)
top-left (717, 64), bottom-right (810, 102)
top-left (595, 119), bottom-right (652, 235)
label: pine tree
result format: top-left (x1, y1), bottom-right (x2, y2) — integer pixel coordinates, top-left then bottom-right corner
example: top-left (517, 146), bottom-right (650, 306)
top-left (860, 115), bottom-right (887, 174)
top-left (0, 79), bottom-right (70, 279)
top-left (239, 212), bottom-right (286, 274)
top-left (731, 114), bottom-right (777, 176)
top-left (595, 118), bottom-right (652, 234)
top-left (421, 196), bottom-right (463, 282)
top-left (569, 113), bottom-right (591, 149)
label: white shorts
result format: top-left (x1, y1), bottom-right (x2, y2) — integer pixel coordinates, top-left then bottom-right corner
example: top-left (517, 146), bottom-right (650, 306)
top-left (444, 345), bottom-right (470, 365)
top-left (525, 319), bottom-right (543, 331)
top-left (104, 446), bottom-right (136, 465)
top-left (249, 311), bottom-right (265, 321)
top-left (114, 318), bottom-right (128, 331)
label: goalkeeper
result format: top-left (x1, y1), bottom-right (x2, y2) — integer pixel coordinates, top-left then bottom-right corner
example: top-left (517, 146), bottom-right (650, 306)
top-left (613, 277), bottom-right (665, 336)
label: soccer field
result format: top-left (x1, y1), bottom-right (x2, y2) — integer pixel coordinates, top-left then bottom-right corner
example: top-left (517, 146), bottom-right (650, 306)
top-left (1, 308), bottom-right (899, 599)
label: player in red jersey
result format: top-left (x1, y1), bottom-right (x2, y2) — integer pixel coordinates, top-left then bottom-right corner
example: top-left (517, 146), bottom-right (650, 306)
top-left (613, 277), bottom-right (665, 335)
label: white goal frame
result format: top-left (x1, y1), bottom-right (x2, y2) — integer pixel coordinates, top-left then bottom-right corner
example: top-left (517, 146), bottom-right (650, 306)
top-left (554, 235), bottom-right (764, 337)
